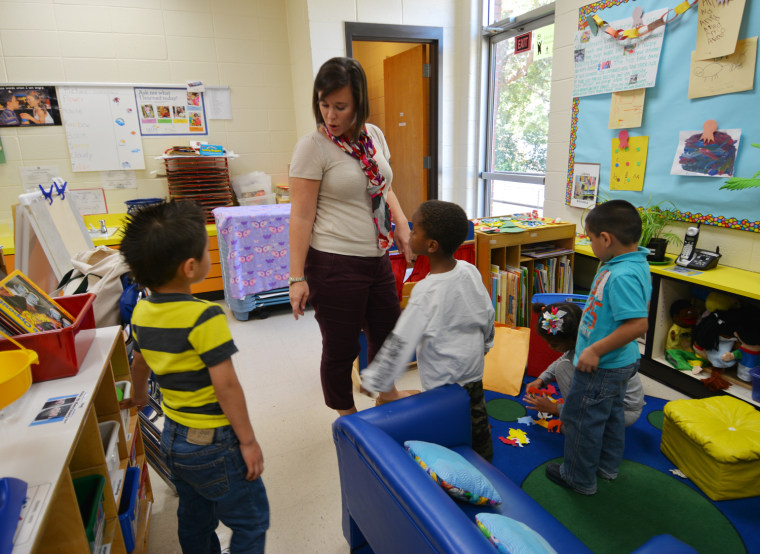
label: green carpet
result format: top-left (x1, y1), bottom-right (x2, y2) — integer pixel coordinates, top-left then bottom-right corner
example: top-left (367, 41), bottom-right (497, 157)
top-left (486, 398), bottom-right (527, 422)
top-left (523, 458), bottom-right (744, 553)
top-left (647, 409), bottom-right (665, 430)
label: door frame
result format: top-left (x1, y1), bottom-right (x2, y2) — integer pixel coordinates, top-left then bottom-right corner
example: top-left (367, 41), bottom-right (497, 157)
top-left (345, 22), bottom-right (442, 201)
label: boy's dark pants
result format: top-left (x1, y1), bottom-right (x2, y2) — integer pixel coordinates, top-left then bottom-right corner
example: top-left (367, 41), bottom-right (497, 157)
top-left (463, 379), bottom-right (493, 462)
top-left (162, 419), bottom-right (269, 554)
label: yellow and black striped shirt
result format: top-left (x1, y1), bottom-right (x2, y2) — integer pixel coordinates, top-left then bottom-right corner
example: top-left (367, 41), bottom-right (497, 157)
top-left (131, 293), bottom-right (237, 428)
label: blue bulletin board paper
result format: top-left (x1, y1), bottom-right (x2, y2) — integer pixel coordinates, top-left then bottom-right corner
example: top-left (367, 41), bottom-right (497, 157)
top-left (568, 0), bottom-right (760, 233)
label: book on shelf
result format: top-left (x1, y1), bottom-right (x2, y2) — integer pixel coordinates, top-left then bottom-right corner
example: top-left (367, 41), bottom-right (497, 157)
top-left (521, 244), bottom-right (575, 259)
top-left (0, 270), bottom-right (74, 335)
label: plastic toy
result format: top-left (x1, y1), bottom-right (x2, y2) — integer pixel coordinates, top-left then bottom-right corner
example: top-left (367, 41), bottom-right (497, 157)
top-left (692, 310), bottom-right (738, 369)
top-left (721, 308), bottom-right (760, 382)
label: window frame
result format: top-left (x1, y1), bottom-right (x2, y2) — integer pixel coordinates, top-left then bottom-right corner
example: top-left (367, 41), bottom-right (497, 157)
top-left (482, 3), bottom-right (555, 216)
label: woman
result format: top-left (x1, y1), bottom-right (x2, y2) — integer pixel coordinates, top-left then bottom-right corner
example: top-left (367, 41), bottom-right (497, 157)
top-left (21, 91), bottom-right (53, 125)
top-left (289, 57), bottom-right (414, 416)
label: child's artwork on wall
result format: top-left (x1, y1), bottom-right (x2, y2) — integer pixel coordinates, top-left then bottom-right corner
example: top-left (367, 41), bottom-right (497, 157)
top-left (688, 37), bottom-right (757, 99)
top-left (611, 134), bottom-right (648, 190)
top-left (0, 86), bottom-right (60, 127)
top-left (572, 8), bottom-right (667, 98)
top-left (670, 127), bottom-right (740, 177)
top-left (570, 162), bottom-right (600, 208)
top-left (134, 87), bottom-right (207, 136)
top-left (609, 88), bottom-right (645, 128)
top-left (695, 0), bottom-right (746, 60)
top-left (569, 0), bottom-right (760, 232)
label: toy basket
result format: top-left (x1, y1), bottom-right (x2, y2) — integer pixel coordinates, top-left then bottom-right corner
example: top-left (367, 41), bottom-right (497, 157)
top-left (0, 331), bottom-right (38, 410)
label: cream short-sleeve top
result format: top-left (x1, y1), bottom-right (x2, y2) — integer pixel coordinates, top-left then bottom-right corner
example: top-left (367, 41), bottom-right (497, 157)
top-left (289, 123), bottom-right (393, 258)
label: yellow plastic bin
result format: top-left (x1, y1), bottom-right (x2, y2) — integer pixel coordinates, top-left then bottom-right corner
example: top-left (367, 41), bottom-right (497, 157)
top-left (0, 331), bottom-right (38, 410)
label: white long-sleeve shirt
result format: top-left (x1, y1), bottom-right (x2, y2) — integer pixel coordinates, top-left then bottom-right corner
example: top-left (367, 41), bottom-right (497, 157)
top-left (362, 260), bottom-right (495, 392)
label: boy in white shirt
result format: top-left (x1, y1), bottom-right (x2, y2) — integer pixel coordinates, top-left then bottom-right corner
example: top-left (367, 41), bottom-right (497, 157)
top-left (361, 200), bottom-right (496, 460)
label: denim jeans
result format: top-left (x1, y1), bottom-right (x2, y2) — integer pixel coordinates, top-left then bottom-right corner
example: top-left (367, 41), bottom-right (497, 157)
top-left (162, 418), bottom-right (269, 554)
top-left (559, 360), bottom-right (639, 495)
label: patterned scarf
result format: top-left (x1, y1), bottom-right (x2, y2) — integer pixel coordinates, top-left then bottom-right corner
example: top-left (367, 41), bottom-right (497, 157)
top-left (323, 124), bottom-right (393, 250)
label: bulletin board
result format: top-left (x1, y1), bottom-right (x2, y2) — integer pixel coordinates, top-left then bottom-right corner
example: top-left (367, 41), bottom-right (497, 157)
top-left (567, 0), bottom-right (760, 232)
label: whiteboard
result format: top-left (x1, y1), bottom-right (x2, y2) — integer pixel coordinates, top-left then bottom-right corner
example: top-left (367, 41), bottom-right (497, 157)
top-left (58, 86), bottom-right (145, 172)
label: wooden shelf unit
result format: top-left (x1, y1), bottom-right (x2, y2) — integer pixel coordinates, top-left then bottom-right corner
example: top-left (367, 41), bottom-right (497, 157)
top-left (2, 327), bottom-right (153, 554)
top-left (476, 222), bottom-right (577, 323)
top-left (575, 242), bottom-right (760, 408)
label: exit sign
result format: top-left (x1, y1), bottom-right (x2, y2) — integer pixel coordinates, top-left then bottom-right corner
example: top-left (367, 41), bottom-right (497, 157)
top-left (515, 32), bottom-right (532, 54)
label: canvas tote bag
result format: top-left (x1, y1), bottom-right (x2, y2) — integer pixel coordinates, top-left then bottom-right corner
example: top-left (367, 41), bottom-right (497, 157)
top-left (57, 246), bottom-right (131, 327)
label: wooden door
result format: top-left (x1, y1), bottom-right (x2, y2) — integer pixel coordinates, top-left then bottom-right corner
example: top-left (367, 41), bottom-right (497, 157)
top-left (383, 44), bottom-right (430, 218)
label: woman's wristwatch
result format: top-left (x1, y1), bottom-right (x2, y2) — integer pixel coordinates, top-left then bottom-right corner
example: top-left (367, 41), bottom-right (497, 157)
top-left (288, 276), bottom-right (306, 286)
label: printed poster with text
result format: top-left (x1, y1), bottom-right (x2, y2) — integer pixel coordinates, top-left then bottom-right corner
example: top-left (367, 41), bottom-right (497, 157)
top-left (573, 8), bottom-right (667, 97)
top-left (134, 87), bottom-right (207, 136)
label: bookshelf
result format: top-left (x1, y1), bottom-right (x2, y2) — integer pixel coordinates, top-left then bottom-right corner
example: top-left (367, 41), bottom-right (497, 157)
top-left (475, 222), bottom-right (577, 326)
top-left (1, 327), bottom-right (153, 553)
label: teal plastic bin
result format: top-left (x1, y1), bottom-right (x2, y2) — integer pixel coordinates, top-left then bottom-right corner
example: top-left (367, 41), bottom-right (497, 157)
top-left (73, 474), bottom-right (106, 553)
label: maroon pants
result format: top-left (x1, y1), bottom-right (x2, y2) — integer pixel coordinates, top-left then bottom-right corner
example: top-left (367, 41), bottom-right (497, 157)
top-left (305, 247), bottom-right (401, 410)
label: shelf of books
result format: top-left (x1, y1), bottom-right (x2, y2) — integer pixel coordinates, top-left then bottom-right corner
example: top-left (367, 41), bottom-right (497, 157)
top-left (475, 219), bottom-right (576, 327)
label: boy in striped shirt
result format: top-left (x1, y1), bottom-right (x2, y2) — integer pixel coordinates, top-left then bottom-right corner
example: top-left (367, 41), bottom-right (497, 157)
top-left (120, 200), bottom-right (268, 553)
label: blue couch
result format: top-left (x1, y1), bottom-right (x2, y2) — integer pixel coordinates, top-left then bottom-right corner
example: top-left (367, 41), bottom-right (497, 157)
top-left (332, 384), bottom-right (590, 553)
top-left (332, 384), bottom-right (698, 554)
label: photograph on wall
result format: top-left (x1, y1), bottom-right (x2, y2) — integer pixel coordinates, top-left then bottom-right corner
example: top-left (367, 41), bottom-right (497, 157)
top-left (671, 128), bottom-right (740, 178)
top-left (0, 86), bottom-right (60, 127)
top-left (570, 162), bottom-right (600, 209)
top-left (135, 87), bottom-right (207, 136)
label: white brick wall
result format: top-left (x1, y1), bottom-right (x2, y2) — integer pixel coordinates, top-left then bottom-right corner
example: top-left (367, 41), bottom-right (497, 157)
top-left (0, 0), bottom-right (296, 232)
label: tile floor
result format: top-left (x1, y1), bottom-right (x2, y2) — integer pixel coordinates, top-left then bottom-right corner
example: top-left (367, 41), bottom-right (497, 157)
top-left (146, 301), bottom-right (689, 553)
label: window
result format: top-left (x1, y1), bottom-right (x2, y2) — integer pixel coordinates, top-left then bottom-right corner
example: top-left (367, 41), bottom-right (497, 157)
top-left (487, 0), bottom-right (554, 26)
top-left (482, 4), bottom-right (554, 216)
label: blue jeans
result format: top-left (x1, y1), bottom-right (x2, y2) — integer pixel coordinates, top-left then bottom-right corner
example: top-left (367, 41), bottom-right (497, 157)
top-left (162, 419), bottom-right (269, 554)
top-left (559, 361), bottom-right (639, 495)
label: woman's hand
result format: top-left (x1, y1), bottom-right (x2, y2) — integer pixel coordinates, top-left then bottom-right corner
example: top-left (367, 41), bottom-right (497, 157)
top-left (289, 281), bottom-right (309, 320)
top-left (387, 190), bottom-right (413, 264)
top-left (394, 222), bottom-right (413, 264)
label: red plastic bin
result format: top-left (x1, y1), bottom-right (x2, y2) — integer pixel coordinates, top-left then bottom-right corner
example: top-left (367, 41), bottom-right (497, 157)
top-left (0, 293), bottom-right (96, 382)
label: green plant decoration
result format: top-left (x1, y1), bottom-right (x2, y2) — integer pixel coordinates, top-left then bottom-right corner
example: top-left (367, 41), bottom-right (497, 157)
top-left (638, 199), bottom-right (682, 248)
top-left (720, 143), bottom-right (760, 191)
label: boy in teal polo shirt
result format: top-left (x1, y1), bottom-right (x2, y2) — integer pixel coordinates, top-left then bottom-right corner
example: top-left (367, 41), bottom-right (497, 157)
top-left (546, 200), bottom-right (651, 495)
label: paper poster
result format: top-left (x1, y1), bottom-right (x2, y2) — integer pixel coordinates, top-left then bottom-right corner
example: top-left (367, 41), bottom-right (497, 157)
top-left (671, 128), bottom-right (740, 177)
top-left (573, 8), bottom-right (667, 97)
top-left (205, 87), bottom-right (233, 120)
top-left (534, 24), bottom-right (554, 61)
top-left (19, 165), bottom-right (60, 192)
top-left (135, 87), bottom-right (208, 136)
top-left (0, 85), bottom-right (60, 127)
top-left (69, 188), bottom-right (107, 215)
top-left (0, 137), bottom-right (5, 164)
top-left (570, 162), bottom-right (600, 208)
top-left (694, 0), bottom-right (746, 60)
top-left (610, 136), bottom-right (648, 191)
top-left (58, 86), bottom-right (144, 172)
top-left (609, 88), bottom-right (645, 129)
top-left (100, 170), bottom-right (137, 189)
top-left (689, 37), bottom-right (757, 99)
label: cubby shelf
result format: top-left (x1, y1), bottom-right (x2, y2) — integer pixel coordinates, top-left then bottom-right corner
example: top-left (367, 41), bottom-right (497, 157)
top-left (1, 327), bottom-right (153, 553)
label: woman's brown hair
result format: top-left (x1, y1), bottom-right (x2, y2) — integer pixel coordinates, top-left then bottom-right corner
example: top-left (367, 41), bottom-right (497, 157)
top-left (312, 57), bottom-right (370, 142)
